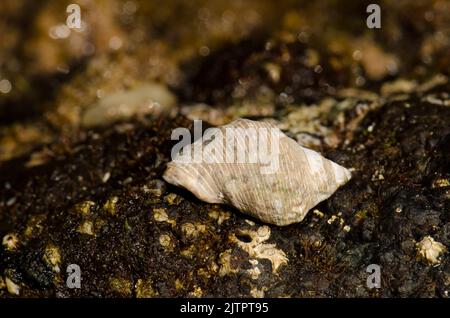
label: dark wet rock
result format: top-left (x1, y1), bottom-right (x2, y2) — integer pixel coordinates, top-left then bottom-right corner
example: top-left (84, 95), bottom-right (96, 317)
top-left (179, 38), bottom-right (351, 107)
top-left (1, 81), bottom-right (449, 297)
top-left (19, 247), bottom-right (54, 289)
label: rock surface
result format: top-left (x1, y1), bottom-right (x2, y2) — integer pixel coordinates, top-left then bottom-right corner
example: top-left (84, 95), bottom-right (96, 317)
top-left (1, 80), bottom-right (449, 297)
top-left (0, 0), bottom-right (450, 298)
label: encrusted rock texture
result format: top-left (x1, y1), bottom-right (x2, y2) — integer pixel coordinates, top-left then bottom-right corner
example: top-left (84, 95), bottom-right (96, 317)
top-left (0, 0), bottom-right (449, 297)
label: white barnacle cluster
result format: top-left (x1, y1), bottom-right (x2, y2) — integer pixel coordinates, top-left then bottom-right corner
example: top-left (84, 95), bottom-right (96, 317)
top-left (417, 236), bottom-right (447, 265)
top-left (2, 233), bottom-right (19, 251)
top-left (163, 118), bottom-right (351, 226)
top-left (231, 225), bottom-right (288, 273)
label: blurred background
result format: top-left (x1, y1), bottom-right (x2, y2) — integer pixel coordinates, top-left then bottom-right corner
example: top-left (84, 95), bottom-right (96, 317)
top-left (0, 0), bottom-right (449, 161)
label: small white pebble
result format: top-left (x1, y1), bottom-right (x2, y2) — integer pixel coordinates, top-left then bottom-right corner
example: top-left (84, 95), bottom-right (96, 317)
top-left (245, 219), bottom-right (255, 226)
top-left (313, 209), bottom-right (324, 218)
top-left (5, 277), bottom-right (20, 295)
top-left (0, 79), bottom-right (12, 94)
top-left (6, 197), bottom-right (16, 206)
top-left (327, 215), bottom-right (338, 225)
top-left (102, 172), bottom-right (111, 183)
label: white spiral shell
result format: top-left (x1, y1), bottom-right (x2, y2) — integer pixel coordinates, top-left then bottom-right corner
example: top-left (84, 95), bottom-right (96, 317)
top-left (163, 118), bottom-right (351, 226)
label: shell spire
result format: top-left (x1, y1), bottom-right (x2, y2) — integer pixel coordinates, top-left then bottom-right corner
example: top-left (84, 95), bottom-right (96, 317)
top-left (163, 118), bottom-right (351, 226)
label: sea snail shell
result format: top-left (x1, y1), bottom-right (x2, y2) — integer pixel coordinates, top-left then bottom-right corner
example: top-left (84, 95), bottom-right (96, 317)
top-left (163, 118), bottom-right (351, 226)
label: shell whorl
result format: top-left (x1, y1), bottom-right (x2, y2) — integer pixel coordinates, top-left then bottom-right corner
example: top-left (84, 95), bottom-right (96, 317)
top-left (163, 118), bottom-right (351, 226)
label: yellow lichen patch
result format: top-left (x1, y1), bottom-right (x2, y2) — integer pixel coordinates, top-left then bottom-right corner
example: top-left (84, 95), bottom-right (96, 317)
top-left (77, 220), bottom-right (95, 236)
top-left (181, 223), bottom-right (196, 238)
top-left (231, 226), bottom-right (288, 273)
top-left (109, 277), bottom-right (132, 296)
top-left (218, 249), bottom-right (238, 276)
top-left (136, 279), bottom-right (159, 298)
top-left (247, 265), bottom-right (262, 280)
top-left (75, 200), bottom-right (95, 215)
top-left (0, 123), bottom-right (52, 162)
top-left (208, 210), bottom-right (219, 219)
top-left (417, 236), bottom-right (447, 265)
top-left (355, 209), bottom-right (368, 220)
top-left (95, 218), bottom-right (107, 232)
top-left (50, 272), bottom-right (64, 286)
top-left (164, 193), bottom-right (181, 205)
top-left (174, 279), bottom-right (184, 291)
top-left (5, 276), bottom-right (20, 296)
top-left (43, 245), bottom-right (61, 273)
top-left (180, 245), bottom-right (195, 258)
top-left (25, 148), bottom-right (54, 168)
top-left (181, 222), bottom-right (207, 239)
top-left (250, 286), bottom-right (266, 298)
top-left (153, 208), bottom-right (176, 226)
top-left (218, 213), bottom-right (231, 225)
top-left (432, 178), bottom-right (450, 188)
top-left (209, 261), bottom-right (219, 274)
top-left (196, 223), bottom-right (207, 233)
top-left (153, 208), bottom-right (168, 221)
top-left (189, 286), bottom-right (203, 297)
top-left (264, 62), bottom-right (281, 83)
top-left (208, 209), bottom-right (231, 225)
top-left (159, 234), bottom-right (174, 251)
top-left (304, 48), bottom-right (320, 68)
top-left (24, 214), bottom-right (46, 239)
top-left (197, 267), bottom-right (211, 279)
top-left (0, 276), bottom-right (5, 290)
top-left (103, 196), bottom-right (119, 215)
top-left (2, 233), bottom-right (19, 251)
